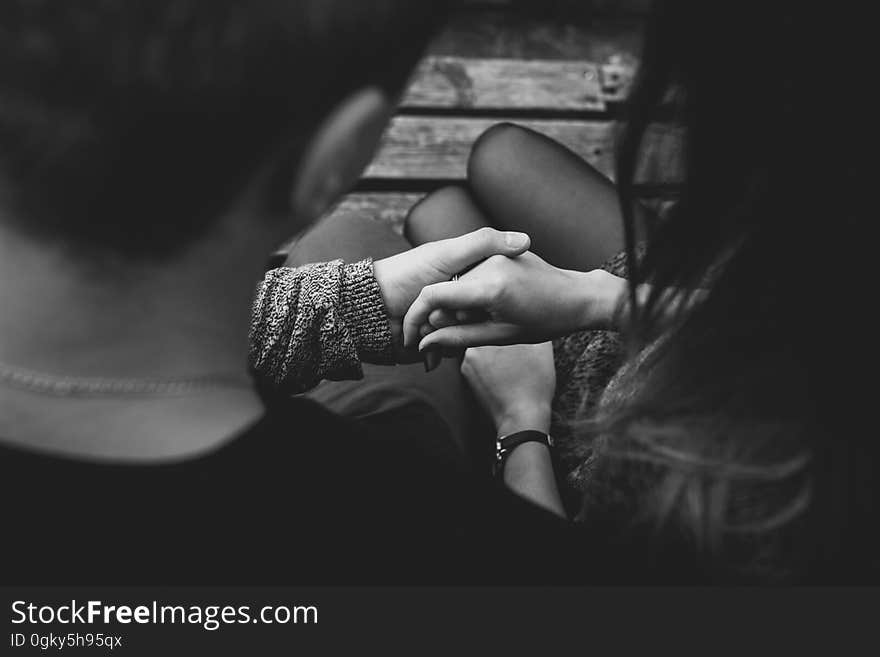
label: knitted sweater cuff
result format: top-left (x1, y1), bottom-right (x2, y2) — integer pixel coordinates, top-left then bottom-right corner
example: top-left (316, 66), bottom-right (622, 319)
top-left (340, 259), bottom-right (396, 365)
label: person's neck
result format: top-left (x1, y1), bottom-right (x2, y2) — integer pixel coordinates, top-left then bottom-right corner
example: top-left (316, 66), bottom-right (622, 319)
top-left (0, 215), bottom-right (292, 461)
top-left (0, 221), bottom-right (274, 382)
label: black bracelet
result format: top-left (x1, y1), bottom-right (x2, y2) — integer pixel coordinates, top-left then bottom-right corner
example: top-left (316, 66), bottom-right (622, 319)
top-left (494, 430), bottom-right (554, 477)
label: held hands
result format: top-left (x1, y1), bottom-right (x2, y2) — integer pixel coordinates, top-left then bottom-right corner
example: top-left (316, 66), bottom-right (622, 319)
top-left (402, 250), bottom-right (627, 352)
top-left (370, 228), bottom-right (531, 362)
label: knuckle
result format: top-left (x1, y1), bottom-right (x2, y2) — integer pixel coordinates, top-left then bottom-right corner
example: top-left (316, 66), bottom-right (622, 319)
top-left (475, 226), bottom-right (496, 246)
top-left (420, 286), bottom-right (435, 305)
top-left (487, 274), bottom-right (507, 301)
top-left (485, 254), bottom-right (507, 269)
top-left (449, 332), bottom-right (468, 350)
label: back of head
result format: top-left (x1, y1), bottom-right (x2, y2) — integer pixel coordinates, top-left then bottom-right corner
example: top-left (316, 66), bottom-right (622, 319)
top-left (0, 0), bottom-right (447, 260)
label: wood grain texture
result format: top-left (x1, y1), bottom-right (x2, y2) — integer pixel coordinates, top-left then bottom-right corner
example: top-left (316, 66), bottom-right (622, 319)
top-left (269, 9), bottom-right (672, 262)
top-left (424, 11), bottom-right (644, 105)
top-left (402, 56), bottom-right (606, 111)
top-left (429, 12), bottom-right (643, 63)
top-left (364, 116), bottom-right (683, 183)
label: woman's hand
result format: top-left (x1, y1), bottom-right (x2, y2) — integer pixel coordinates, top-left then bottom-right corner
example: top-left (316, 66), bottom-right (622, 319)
top-left (461, 342), bottom-right (566, 518)
top-left (461, 342), bottom-right (556, 436)
top-left (371, 228), bottom-right (531, 362)
top-left (402, 251), bottom-right (626, 352)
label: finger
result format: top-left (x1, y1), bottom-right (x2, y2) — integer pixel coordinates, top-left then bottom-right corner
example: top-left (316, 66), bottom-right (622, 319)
top-left (417, 322), bottom-right (521, 351)
top-left (429, 227), bottom-right (530, 276)
top-left (419, 323), bottom-right (435, 338)
top-left (428, 308), bottom-right (485, 329)
top-left (428, 308), bottom-right (459, 329)
top-left (456, 309), bottom-right (486, 324)
top-left (402, 280), bottom-right (491, 347)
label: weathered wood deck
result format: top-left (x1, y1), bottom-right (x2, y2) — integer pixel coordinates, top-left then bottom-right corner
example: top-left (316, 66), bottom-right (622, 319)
top-left (291, 1), bottom-right (680, 247)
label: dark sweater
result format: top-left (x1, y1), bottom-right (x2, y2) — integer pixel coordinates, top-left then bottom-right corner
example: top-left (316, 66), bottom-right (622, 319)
top-left (2, 396), bottom-right (596, 584)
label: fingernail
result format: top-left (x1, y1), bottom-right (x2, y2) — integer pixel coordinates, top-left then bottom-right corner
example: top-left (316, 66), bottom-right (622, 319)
top-left (504, 232), bottom-right (529, 249)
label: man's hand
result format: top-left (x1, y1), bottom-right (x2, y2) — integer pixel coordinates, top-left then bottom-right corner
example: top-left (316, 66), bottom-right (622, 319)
top-left (371, 227), bottom-right (531, 362)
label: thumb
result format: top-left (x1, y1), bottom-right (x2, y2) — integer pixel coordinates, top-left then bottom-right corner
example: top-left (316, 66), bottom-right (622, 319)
top-left (431, 227), bottom-right (530, 275)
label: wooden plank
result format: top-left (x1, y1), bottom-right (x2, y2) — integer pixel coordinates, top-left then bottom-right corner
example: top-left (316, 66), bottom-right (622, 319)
top-left (363, 116), bottom-right (683, 183)
top-left (598, 55), bottom-right (638, 103)
top-left (429, 13), bottom-right (643, 63)
top-left (423, 13), bottom-right (643, 105)
top-left (402, 56), bottom-right (606, 111)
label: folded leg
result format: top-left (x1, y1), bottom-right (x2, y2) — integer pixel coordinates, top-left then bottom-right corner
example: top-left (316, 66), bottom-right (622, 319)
top-left (406, 122), bottom-right (646, 272)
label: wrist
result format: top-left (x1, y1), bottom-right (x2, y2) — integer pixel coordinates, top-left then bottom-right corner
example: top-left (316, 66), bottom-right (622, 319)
top-left (570, 269), bottom-right (627, 331)
top-left (369, 256), bottom-right (400, 317)
top-left (501, 441), bottom-right (552, 482)
top-left (496, 406), bottom-right (552, 437)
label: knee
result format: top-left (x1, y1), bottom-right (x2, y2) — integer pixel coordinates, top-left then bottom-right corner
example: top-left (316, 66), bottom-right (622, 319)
top-left (404, 186), bottom-right (474, 244)
top-left (286, 211), bottom-right (408, 266)
top-left (467, 122), bottom-right (533, 191)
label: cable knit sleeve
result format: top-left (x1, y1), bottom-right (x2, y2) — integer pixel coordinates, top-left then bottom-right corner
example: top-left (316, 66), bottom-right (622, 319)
top-left (248, 258), bottom-right (395, 394)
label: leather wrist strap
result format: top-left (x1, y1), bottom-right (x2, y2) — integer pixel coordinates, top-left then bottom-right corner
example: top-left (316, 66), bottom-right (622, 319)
top-left (494, 430), bottom-right (553, 477)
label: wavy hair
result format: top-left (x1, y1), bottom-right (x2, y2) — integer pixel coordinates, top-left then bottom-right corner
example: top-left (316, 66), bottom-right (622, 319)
top-left (579, 0), bottom-right (874, 582)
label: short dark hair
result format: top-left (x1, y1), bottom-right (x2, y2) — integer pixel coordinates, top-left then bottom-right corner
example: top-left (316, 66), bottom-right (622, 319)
top-left (0, 0), bottom-right (447, 259)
